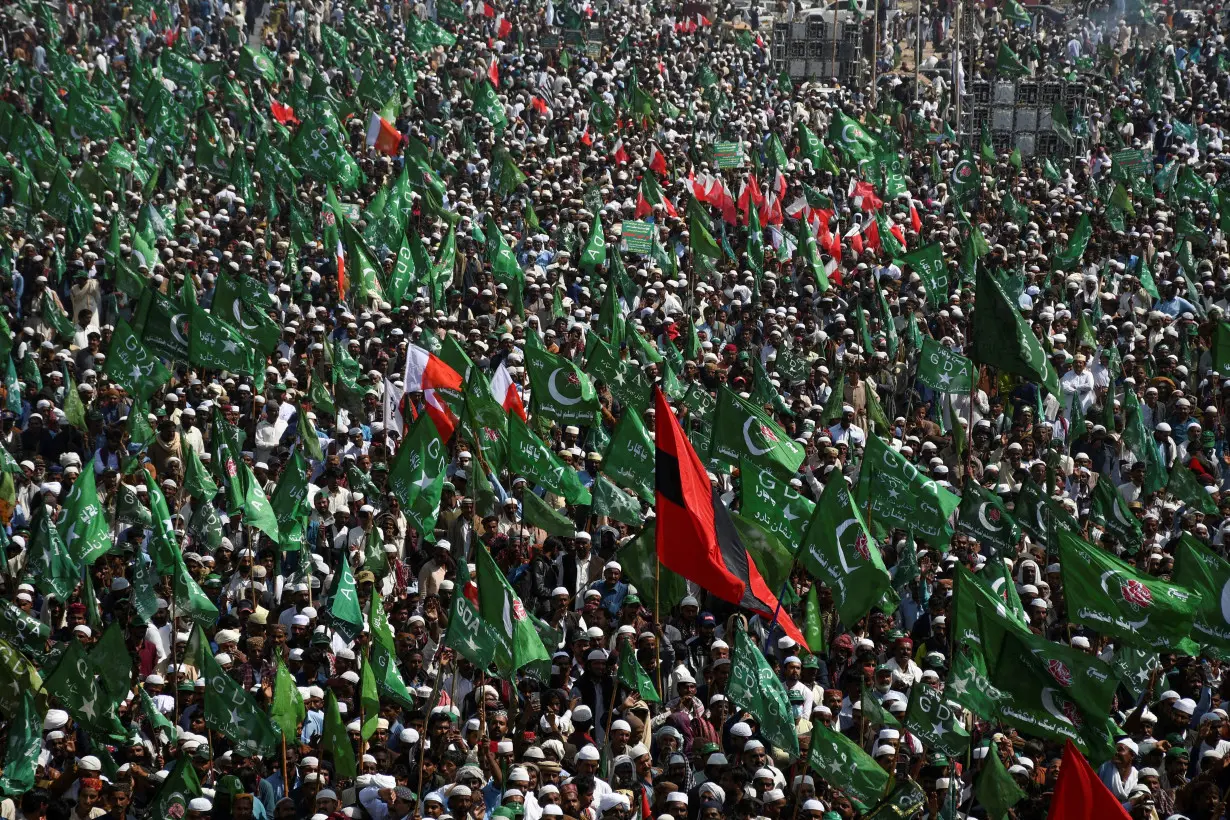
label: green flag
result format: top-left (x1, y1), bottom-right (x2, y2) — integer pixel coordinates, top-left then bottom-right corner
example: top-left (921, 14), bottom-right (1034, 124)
top-left (1058, 530), bottom-right (1201, 654)
top-left (856, 434), bottom-right (960, 546)
top-left (388, 414), bottom-right (448, 539)
top-left (828, 110), bottom-right (880, 162)
top-left (269, 449), bottom-right (310, 549)
top-left (904, 683), bottom-right (970, 757)
top-left (807, 721), bottom-right (890, 805)
top-left (322, 690), bottom-right (357, 778)
top-left (917, 337), bottom-right (976, 393)
top-left (708, 386), bottom-right (805, 474)
top-left (509, 415), bottom-right (591, 504)
top-left (590, 476), bottom-right (644, 526)
top-left (976, 745), bottom-right (1026, 820)
top-left (728, 621), bottom-right (799, 759)
top-left (955, 481), bottom-right (1021, 559)
top-left (861, 686), bottom-right (901, 728)
top-left (798, 474), bottom-right (893, 626)
top-left (971, 268), bottom-right (1061, 396)
top-left (188, 304), bottom-right (253, 374)
top-left (103, 316), bottom-right (170, 401)
top-left (616, 643), bottom-right (660, 702)
top-left (443, 571), bottom-right (501, 669)
top-left (617, 523), bottom-right (687, 615)
top-left (26, 502), bottom-right (78, 602)
top-left (150, 753), bottom-right (204, 820)
top-left (525, 341), bottom-right (599, 426)
top-left (181, 440), bottom-right (219, 502)
top-left (476, 541), bottom-right (550, 675)
top-left (579, 212), bottom-right (607, 270)
top-left (902, 243), bottom-right (948, 307)
top-left (189, 625), bottom-right (281, 755)
top-left (1088, 476), bottom-right (1143, 551)
top-left (270, 654), bottom-right (306, 739)
top-left (89, 622), bottom-right (132, 700)
top-left (1014, 478), bottom-right (1081, 548)
top-left (1167, 462), bottom-right (1219, 515)
top-left (368, 589), bottom-right (417, 708)
top-left (0, 691), bottom-right (42, 796)
top-left (57, 464), bottom-right (110, 567)
top-left (739, 457), bottom-right (816, 545)
top-left (41, 640), bottom-right (126, 741)
top-left (995, 41), bottom-right (1031, 77)
top-left (523, 487), bottom-right (577, 536)
top-left (320, 560), bottom-right (364, 642)
top-left (1173, 535), bottom-right (1230, 652)
top-left (601, 411), bottom-right (654, 504)
top-left (949, 148), bottom-right (982, 203)
top-left (238, 460), bottom-right (279, 540)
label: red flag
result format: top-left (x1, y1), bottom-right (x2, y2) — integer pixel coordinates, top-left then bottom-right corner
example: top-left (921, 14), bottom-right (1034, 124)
top-left (737, 175), bottom-right (765, 225)
top-left (482, 2), bottom-right (496, 15)
top-left (270, 100), bottom-right (300, 126)
top-left (531, 96), bottom-right (550, 115)
top-left (366, 114), bottom-right (403, 156)
top-left (864, 217), bottom-right (882, 254)
top-left (580, 124), bottom-right (593, 146)
top-left (491, 363), bottom-right (527, 422)
top-left (851, 180), bottom-right (883, 212)
top-left (611, 138), bottom-right (629, 165)
top-left (653, 389), bottom-right (810, 649)
top-left (909, 202), bottom-right (922, 233)
top-left (648, 144), bottom-right (668, 176)
top-left (844, 221), bottom-right (864, 255)
top-left (403, 345), bottom-right (464, 441)
top-left (487, 57), bottom-right (500, 85)
top-left (496, 15), bottom-right (512, 37)
top-left (1047, 742), bottom-right (1131, 820)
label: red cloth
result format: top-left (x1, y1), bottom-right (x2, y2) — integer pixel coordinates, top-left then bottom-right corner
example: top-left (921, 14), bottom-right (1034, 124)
top-left (1047, 741), bottom-right (1131, 820)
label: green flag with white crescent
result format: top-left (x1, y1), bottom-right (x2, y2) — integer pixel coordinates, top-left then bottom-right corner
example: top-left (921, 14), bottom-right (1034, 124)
top-left (707, 386), bottom-right (805, 475)
top-left (904, 681), bottom-right (970, 758)
top-left (1088, 476), bottom-right (1142, 551)
top-left (525, 338), bottom-right (599, 426)
top-left (476, 541), bottom-right (550, 675)
top-left (1058, 530), bottom-right (1202, 654)
top-left (955, 481), bottom-right (1021, 560)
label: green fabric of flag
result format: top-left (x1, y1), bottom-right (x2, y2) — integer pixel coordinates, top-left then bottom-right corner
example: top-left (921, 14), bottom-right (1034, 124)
top-left (586, 337), bottom-right (651, 415)
top-left (471, 80), bottom-right (507, 127)
top-left (828, 111), bottom-right (880, 163)
top-left (616, 643), bottom-right (660, 702)
top-left (1212, 323), bottom-right (1230, 375)
top-left (476, 541), bottom-right (550, 675)
top-left (238, 460), bottom-right (280, 540)
top-left (0, 690), bottom-right (42, 796)
top-left (904, 683), bottom-right (970, 757)
top-left (322, 690), bottom-right (358, 778)
top-left (591, 476), bottom-right (644, 526)
top-left (1013, 478), bottom-right (1081, 548)
top-left (41, 639), bottom-right (127, 741)
top-left (150, 753), bottom-right (204, 820)
top-left (359, 650), bottom-right (380, 743)
top-left (727, 621), bottom-right (799, 759)
top-left (104, 317), bottom-right (170, 401)
top-left (270, 654), bottom-right (306, 739)
top-left (902, 243), bottom-right (947, 307)
top-left (970, 268), bottom-right (1061, 396)
top-left (955, 481), bottom-right (1021, 559)
top-left (509, 414), bottom-right (591, 504)
top-left (0, 606), bottom-right (49, 667)
top-left (443, 571), bottom-right (501, 670)
top-left (946, 647), bottom-right (1003, 723)
top-left (188, 304), bottom-right (253, 374)
top-left (320, 560), bottom-right (364, 642)
top-left (179, 439), bottom-right (218, 504)
top-left (189, 625), bottom-right (280, 755)
top-left (738, 457), bottom-right (815, 545)
top-left (803, 585), bottom-right (825, 655)
top-left (26, 502), bottom-right (78, 602)
top-left (211, 273), bottom-right (280, 356)
top-left (269, 449), bottom-right (310, 549)
top-left (1172, 534), bottom-right (1230, 652)
top-left (730, 513), bottom-right (797, 605)
top-left (89, 621), bottom-right (133, 702)
top-left (526, 340), bottom-right (599, 426)
top-left (1051, 213), bottom-right (1092, 270)
top-left (523, 487), bottom-right (577, 536)
top-left (616, 523), bottom-right (687, 614)
top-left (807, 721), bottom-right (889, 805)
top-left (579, 212), bottom-right (607, 270)
top-left (1003, 0), bottom-right (1032, 24)
top-left (798, 474), bottom-right (893, 626)
top-left (1167, 462), bottom-right (1219, 514)
top-left (975, 745), bottom-right (1026, 820)
top-left (708, 386), bottom-right (805, 474)
top-left (57, 464), bottom-right (110, 567)
top-left (1058, 530), bottom-right (1201, 654)
top-left (1088, 474), bottom-right (1143, 551)
top-left (861, 686), bottom-right (901, 728)
top-left (856, 434), bottom-right (960, 546)
top-left (388, 413), bottom-right (447, 539)
top-left (917, 337), bottom-right (975, 393)
top-left (368, 589), bottom-right (416, 708)
top-left (601, 411), bottom-right (654, 504)
top-left (995, 41), bottom-right (1031, 77)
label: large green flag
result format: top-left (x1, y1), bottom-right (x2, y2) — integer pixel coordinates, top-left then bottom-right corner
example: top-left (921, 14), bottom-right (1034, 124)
top-left (269, 449), bottom-right (310, 549)
top-left (949, 148), bottom-right (982, 202)
top-left (523, 487), bottom-right (577, 536)
top-left (322, 690), bottom-right (358, 778)
top-left (1167, 462), bottom-right (1219, 515)
top-left (708, 386), bottom-right (805, 474)
top-left (188, 304), bottom-right (254, 374)
top-left (209, 407), bottom-right (248, 512)
top-left (970, 268), bottom-right (1061, 396)
top-left (828, 110), bottom-right (880, 163)
top-left (368, 588), bottom-right (417, 708)
top-left (443, 567), bottom-right (501, 669)
top-left (509, 415), bottom-right (591, 504)
top-left (1088, 476), bottom-right (1142, 551)
top-left (290, 120), bottom-right (361, 189)
top-left (41, 640), bottom-right (126, 741)
top-left (388, 413), bottom-right (447, 539)
top-left (601, 411), bottom-right (654, 503)
top-left (904, 681), bottom-right (970, 757)
top-left (976, 745), bottom-right (1026, 820)
top-left (211, 273), bottom-right (280, 356)
top-left (798, 474), bottom-right (893, 626)
top-left (1051, 213), bottom-right (1092, 270)
top-left (856, 434), bottom-right (960, 546)
top-left (616, 643), bottom-right (660, 703)
top-left (26, 502), bottom-right (78, 602)
top-left (902, 242), bottom-right (948, 307)
top-left (946, 646), bottom-right (1004, 722)
top-left (797, 123), bottom-right (840, 174)
top-left (270, 653), bottom-right (306, 739)
top-left (739, 457), bottom-right (816, 545)
top-left (586, 337), bottom-right (651, 415)
top-left (89, 622), bottom-right (132, 700)
top-left (579, 212), bottom-right (607, 270)
top-left (1173, 534), bottom-right (1230, 652)
top-left (917, 337), bottom-right (975, 393)
top-left (807, 721), bottom-right (890, 805)
top-left (1014, 478), bottom-right (1080, 548)
top-left (476, 541), bottom-right (550, 675)
top-left (1058, 530), bottom-right (1201, 654)
top-left (955, 481), bottom-right (1021, 559)
top-left (471, 79), bottom-right (507, 127)
top-left (0, 691), bottom-right (42, 796)
top-left (727, 621), bottom-right (799, 759)
top-left (104, 316), bottom-right (170, 401)
top-left (525, 341), bottom-right (599, 426)
top-left (150, 753), bottom-right (203, 820)
top-left (189, 625), bottom-right (280, 755)
top-left (0, 638), bottom-right (42, 719)
top-left (320, 560), bottom-right (364, 642)
top-left (57, 465), bottom-right (110, 567)
top-left (237, 460), bottom-right (279, 540)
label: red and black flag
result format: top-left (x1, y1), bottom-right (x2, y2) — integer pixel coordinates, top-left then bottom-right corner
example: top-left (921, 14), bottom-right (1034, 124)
top-left (653, 388), bottom-right (809, 649)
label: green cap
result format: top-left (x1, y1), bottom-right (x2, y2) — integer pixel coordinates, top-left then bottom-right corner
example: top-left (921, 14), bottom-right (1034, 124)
top-left (216, 775), bottom-right (244, 795)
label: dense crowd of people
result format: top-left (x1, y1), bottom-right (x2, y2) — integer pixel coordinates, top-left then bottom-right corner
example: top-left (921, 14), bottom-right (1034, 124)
top-left (0, 0), bottom-right (1229, 817)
